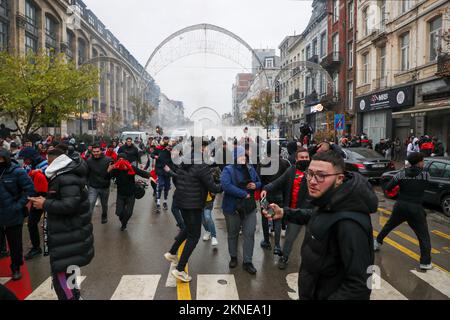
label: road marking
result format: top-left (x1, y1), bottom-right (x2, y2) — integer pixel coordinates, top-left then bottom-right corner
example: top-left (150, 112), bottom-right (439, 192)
top-left (0, 277), bottom-right (11, 285)
top-left (432, 230), bottom-right (450, 241)
top-left (165, 263), bottom-right (177, 288)
top-left (370, 277), bottom-right (408, 300)
top-left (378, 208), bottom-right (392, 215)
top-left (176, 241), bottom-right (192, 300)
top-left (286, 273), bottom-right (299, 300)
top-left (25, 276), bottom-right (86, 300)
top-left (379, 216), bottom-right (389, 227)
top-left (411, 268), bottom-right (450, 298)
top-left (110, 275), bottom-right (161, 300)
top-left (392, 230), bottom-right (441, 254)
top-left (373, 231), bottom-right (450, 275)
top-left (196, 274), bottom-right (239, 300)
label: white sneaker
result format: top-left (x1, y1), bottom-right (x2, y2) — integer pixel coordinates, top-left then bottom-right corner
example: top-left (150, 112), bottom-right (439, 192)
top-left (420, 264), bottom-right (433, 270)
top-left (172, 269), bottom-right (192, 283)
top-left (164, 252), bottom-right (179, 265)
top-left (373, 239), bottom-right (382, 251)
top-left (211, 237), bottom-right (218, 246)
top-left (203, 232), bottom-right (211, 241)
top-left (281, 230), bottom-right (286, 238)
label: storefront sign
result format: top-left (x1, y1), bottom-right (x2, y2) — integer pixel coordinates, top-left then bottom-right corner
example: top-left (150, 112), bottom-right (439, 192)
top-left (356, 86), bottom-right (414, 113)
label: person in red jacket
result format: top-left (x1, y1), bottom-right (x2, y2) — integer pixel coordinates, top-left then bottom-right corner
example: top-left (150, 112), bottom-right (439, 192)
top-left (105, 145), bottom-right (118, 162)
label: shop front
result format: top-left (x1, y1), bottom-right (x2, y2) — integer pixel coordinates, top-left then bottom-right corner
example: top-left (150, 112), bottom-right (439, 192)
top-left (356, 85), bottom-right (415, 145)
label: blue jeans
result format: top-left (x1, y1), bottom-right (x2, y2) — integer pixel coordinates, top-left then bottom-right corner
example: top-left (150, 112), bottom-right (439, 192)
top-left (171, 202), bottom-right (185, 230)
top-left (202, 207), bottom-right (216, 238)
top-left (156, 174), bottom-right (171, 200)
top-left (88, 187), bottom-right (110, 217)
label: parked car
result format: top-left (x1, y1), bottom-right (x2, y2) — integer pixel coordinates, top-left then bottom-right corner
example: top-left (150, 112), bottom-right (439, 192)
top-left (342, 147), bottom-right (396, 180)
top-left (380, 157), bottom-right (450, 217)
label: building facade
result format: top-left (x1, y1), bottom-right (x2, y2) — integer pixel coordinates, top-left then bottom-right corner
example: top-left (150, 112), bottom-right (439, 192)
top-left (355, 0), bottom-right (450, 154)
top-left (232, 73), bottom-right (253, 125)
top-left (0, 0), bottom-right (162, 136)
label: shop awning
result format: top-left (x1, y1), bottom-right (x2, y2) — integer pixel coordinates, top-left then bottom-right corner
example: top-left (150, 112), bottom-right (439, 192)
top-left (392, 104), bottom-right (450, 117)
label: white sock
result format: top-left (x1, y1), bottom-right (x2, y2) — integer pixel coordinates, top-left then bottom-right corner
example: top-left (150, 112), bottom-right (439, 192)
top-left (157, 199), bottom-right (160, 205)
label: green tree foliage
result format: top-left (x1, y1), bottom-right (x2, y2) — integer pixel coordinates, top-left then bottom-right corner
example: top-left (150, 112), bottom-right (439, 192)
top-left (0, 50), bottom-right (99, 136)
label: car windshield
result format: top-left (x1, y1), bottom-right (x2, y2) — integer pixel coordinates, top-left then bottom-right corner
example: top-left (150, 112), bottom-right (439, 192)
top-left (348, 148), bottom-right (383, 159)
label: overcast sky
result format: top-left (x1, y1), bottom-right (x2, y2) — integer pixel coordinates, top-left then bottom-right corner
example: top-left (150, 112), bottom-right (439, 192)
top-left (84, 0), bottom-right (313, 118)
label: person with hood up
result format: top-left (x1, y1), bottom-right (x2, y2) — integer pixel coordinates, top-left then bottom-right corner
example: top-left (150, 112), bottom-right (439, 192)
top-left (163, 138), bottom-right (222, 282)
top-left (28, 148), bottom-right (94, 300)
top-left (407, 137), bottom-right (420, 157)
top-left (374, 152), bottom-right (432, 270)
top-left (18, 147), bottom-right (49, 260)
top-left (0, 149), bottom-right (35, 281)
top-left (263, 150), bottom-right (378, 300)
top-left (151, 136), bottom-right (174, 212)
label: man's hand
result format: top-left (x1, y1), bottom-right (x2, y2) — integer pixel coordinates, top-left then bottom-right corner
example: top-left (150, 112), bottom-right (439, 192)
top-left (262, 203), bottom-right (284, 221)
top-left (28, 196), bottom-right (46, 210)
top-left (260, 190), bottom-right (267, 199)
top-left (164, 165), bottom-right (171, 173)
top-left (246, 182), bottom-right (256, 190)
top-left (107, 163), bottom-right (115, 173)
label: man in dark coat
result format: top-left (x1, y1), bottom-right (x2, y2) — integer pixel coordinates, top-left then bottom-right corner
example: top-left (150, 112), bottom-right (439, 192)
top-left (29, 148), bottom-right (94, 300)
top-left (0, 149), bottom-right (35, 281)
top-left (151, 136), bottom-right (174, 211)
top-left (264, 150), bottom-right (377, 300)
top-left (118, 137), bottom-right (140, 166)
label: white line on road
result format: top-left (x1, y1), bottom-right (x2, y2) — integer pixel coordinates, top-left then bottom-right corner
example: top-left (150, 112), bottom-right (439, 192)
top-left (110, 275), bottom-right (161, 300)
top-left (165, 263), bottom-right (177, 288)
top-left (286, 273), bottom-right (299, 300)
top-left (411, 268), bottom-right (450, 298)
top-left (26, 276), bottom-right (86, 300)
top-left (0, 277), bottom-right (11, 285)
top-left (196, 274), bottom-right (239, 300)
top-left (370, 278), bottom-right (408, 300)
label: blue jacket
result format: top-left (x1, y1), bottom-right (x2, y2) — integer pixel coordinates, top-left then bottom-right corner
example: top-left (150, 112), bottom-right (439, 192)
top-left (221, 164), bottom-right (261, 215)
top-left (0, 150), bottom-right (36, 227)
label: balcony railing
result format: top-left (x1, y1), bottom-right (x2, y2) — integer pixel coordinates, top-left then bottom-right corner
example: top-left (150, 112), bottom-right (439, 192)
top-left (307, 54), bottom-right (319, 64)
top-left (320, 51), bottom-right (341, 70)
top-left (436, 53), bottom-right (450, 77)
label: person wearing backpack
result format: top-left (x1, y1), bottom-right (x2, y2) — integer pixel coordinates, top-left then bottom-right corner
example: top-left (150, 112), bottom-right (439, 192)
top-left (221, 146), bottom-right (262, 275)
top-left (0, 149), bottom-right (36, 281)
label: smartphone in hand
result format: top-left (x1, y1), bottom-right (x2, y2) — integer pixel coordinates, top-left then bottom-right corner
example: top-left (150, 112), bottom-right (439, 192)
top-left (260, 197), bottom-right (275, 218)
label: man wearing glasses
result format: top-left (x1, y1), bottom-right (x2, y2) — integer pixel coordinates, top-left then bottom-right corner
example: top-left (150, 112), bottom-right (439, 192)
top-left (263, 150), bottom-right (378, 300)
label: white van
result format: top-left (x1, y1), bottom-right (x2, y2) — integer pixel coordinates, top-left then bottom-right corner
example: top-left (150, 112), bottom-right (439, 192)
top-left (119, 131), bottom-right (148, 145)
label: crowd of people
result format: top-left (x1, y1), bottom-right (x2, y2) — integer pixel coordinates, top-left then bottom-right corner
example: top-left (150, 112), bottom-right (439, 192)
top-left (0, 123), bottom-right (440, 300)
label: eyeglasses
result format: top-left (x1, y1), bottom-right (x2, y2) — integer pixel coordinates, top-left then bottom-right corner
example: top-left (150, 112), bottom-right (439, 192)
top-left (306, 170), bottom-right (343, 183)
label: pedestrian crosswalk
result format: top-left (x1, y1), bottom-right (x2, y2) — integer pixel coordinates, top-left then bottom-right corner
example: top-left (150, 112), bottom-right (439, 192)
top-left (7, 267), bottom-right (450, 300)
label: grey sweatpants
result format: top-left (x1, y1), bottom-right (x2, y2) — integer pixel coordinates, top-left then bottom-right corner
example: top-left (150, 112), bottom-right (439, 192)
top-left (224, 210), bottom-right (257, 264)
top-left (282, 222), bottom-right (303, 259)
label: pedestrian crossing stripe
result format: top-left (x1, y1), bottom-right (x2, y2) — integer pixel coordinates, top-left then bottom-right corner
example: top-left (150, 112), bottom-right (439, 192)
top-left (0, 277), bottom-right (11, 285)
top-left (111, 275), bottom-right (161, 300)
top-left (370, 278), bottom-right (407, 300)
top-left (196, 274), bottom-right (239, 300)
top-left (411, 268), bottom-right (450, 298)
top-left (25, 276), bottom-right (86, 300)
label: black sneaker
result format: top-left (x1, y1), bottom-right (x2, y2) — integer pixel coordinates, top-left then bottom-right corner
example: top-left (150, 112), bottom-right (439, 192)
top-left (101, 216), bottom-right (108, 224)
top-left (163, 203), bottom-right (168, 210)
top-left (120, 224), bottom-right (127, 231)
top-left (12, 270), bottom-right (22, 281)
top-left (156, 204), bottom-right (161, 212)
top-left (25, 247), bottom-right (43, 261)
top-left (243, 263), bottom-right (257, 275)
top-left (229, 257), bottom-right (238, 269)
top-left (273, 246), bottom-right (283, 256)
top-left (278, 256), bottom-right (289, 270)
top-left (260, 240), bottom-right (272, 250)
top-left (0, 250), bottom-right (10, 259)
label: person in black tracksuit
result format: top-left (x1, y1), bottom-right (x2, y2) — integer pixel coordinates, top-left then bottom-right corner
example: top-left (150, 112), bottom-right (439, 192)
top-left (375, 152), bottom-right (432, 269)
top-left (163, 141), bottom-right (222, 283)
top-left (151, 136), bottom-right (174, 211)
top-left (257, 141), bottom-right (290, 255)
top-left (264, 151), bottom-right (377, 300)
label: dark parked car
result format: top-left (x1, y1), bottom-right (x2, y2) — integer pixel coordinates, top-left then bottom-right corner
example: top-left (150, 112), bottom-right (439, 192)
top-left (381, 157), bottom-right (450, 217)
top-left (342, 147), bottom-right (396, 180)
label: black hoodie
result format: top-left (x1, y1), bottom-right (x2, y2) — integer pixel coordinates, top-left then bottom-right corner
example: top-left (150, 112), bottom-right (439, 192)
top-left (286, 172), bottom-right (378, 300)
top-left (385, 166), bottom-right (430, 205)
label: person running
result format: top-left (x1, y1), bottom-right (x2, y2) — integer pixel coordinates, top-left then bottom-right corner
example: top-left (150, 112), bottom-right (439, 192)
top-left (17, 147), bottom-right (49, 261)
top-left (221, 146), bottom-right (262, 275)
top-left (151, 136), bottom-right (174, 212)
top-left (0, 149), bottom-right (35, 281)
top-left (105, 144), bottom-right (118, 162)
top-left (28, 148), bottom-right (94, 300)
top-left (118, 138), bottom-right (141, 166)
top-left (374, 152), bottom-right (433, 270)
top-left (263, 150), bottom-right (378, 300)
top-left (86, 145), bottom-right (114, 224)
top-left (258, 140), bottom-right (291, 256)
top-left (163, 138), bottom-right (222, 282)
top-left (261, 147), bottom-right (312, 270)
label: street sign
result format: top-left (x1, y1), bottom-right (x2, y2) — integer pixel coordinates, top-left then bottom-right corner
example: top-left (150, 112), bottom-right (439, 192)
top-left (334, 114), bottom-right (345, 131)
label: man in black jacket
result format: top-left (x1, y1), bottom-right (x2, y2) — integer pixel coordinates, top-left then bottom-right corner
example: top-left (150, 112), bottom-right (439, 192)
top-left (29, 148), bottom-right (94, 300)
top-left (118, 138), bottom-right (140, 166)
top-left (151, 136), bottom-right (174, 211)
top-left (264, 150), bottom-right (377, 300)
top-left (375, 152), bottom-right (432, 270)
top-left (261, 147), bottom-right (312, 269)
top-left (163, 138), bottom-right (222, 283)
top-left (87, 145), bottom-right (114, 224)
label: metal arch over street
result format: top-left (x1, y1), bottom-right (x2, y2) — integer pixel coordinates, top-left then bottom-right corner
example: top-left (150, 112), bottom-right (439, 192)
top-left (140, 23), bottom-right (270, 86)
